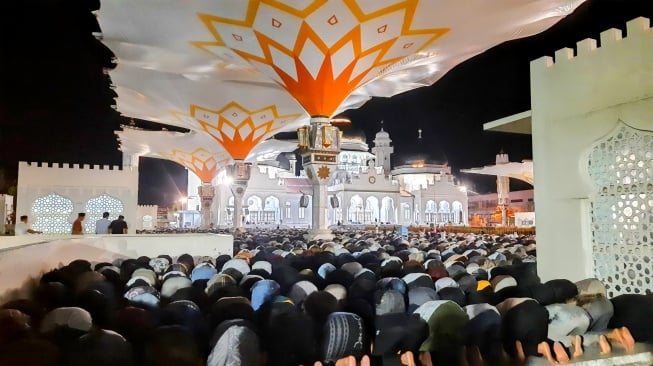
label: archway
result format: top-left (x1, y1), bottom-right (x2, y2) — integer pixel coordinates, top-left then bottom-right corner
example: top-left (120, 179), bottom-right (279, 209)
top-left (264, 196), bottom-right (280, 224)
top-left (84, 194), bottom-right (124, 233)
top-left (365, 196), bottom-right (379, 224)
top-left (439, 201), bottom-right (451, 224)
top-left (247, 195), bottom-right (263, 224)
top-left (425, 200), bottom-right (437, 224)
top-left (349, 195), bottom-right (364, 224)
top-left (31, 194), bottom-right (74, 234)
top-left (381, 197), bottom-right (395, 224)
top-left (452, 201), bottom-right (464, 225)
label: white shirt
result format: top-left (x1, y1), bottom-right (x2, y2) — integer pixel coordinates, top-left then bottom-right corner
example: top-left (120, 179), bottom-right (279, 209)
top-left (95, 218), bottom-right (111, 234)
top-left (15, 222), bottom-right (30, 235)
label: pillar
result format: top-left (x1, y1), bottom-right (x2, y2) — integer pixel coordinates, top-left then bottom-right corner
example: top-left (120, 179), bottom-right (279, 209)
top-left (227, 161), bottom-right (251, 231)
top-left (298, 116), bottom-right (341, 240)
top-left (496, 152), bottom-right (510, 226)
top-left (197, 183), bottom-right (215, 229)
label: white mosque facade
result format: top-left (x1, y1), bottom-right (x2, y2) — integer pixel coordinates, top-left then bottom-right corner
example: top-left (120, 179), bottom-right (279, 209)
top-left (187, 128), bottom-right (469, 229)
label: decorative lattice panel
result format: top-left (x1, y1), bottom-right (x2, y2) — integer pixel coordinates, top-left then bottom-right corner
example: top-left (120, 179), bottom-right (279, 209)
top-left (588, 124), bottom-right (653, 297)
top-left (84, 195), bottom-right (124, 234)
top-left (31, 194), bottom-right (74, 234)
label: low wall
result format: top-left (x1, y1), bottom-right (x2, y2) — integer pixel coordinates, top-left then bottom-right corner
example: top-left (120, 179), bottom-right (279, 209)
top-left (0, 234), bottom-right (234, 303)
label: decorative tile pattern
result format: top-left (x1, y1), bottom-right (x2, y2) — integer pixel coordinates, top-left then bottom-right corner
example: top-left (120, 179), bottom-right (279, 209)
top-left (589, 124), bottom-right (653, 297)
top-left (31, 194), bottom-right (74, 234)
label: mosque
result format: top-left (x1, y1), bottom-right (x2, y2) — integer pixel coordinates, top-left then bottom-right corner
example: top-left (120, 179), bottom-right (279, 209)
top-left (188, 122), bottom-right (468, 229)
top-left (3, 0), bottom-right (652, 319)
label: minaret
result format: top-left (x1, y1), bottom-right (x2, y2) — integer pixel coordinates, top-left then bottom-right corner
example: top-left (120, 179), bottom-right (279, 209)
top-left (496, 149), bottom-right (510, 226)
top-left (371, 121), bottom-right (394, 175)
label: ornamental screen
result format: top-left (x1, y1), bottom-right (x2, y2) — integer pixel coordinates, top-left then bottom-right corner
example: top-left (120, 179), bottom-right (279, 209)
top-left (84, 195), bottom-right (125, 234)
top-left (589, 124), bottom-right (653, 297)
top-left (31, 194), bottom-right (74, 234)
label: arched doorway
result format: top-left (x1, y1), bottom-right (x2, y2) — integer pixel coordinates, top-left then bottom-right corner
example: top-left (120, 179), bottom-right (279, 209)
top-left (366, 196), bottom-right (379, 224)
top-left (263, 196), bottom-right (280, 224)
top-left (381, 197), bottom-right (395, 224)
top-left (246, 196), bottom-right (263, 224)
top-left (349, 195), bottom-right (364, 224)
top-left (425, 200), bottom-right (437, 224)
top-left (439, 201), bottom-right (451, 224)
top-left (452, 201), bottom-right (464, 225)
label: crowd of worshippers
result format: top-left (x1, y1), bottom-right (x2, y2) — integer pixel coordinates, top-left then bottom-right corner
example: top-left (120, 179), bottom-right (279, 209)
top-left (1, 229), bottom-right (652, 366)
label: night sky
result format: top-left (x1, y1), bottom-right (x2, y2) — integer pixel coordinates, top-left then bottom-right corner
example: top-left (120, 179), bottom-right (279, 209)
top-left (1, 0), bottom-right (652, 206)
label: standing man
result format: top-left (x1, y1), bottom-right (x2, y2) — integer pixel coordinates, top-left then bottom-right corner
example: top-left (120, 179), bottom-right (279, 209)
top-left (15, 215), bottom-right (42, 235)
top-left (108, 215), bottom-right (128, 234)
top-left (95, 212), bottom-right (111, 234)
top-left (72, 213), bottom-right (85, 235)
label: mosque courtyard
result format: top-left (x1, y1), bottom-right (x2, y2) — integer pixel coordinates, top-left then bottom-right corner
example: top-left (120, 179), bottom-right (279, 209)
top-left (0, 0), bottom-right (652, 365)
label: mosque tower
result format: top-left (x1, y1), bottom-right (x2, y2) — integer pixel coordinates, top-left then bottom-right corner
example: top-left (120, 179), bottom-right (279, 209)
top-left (371, 121), bottom-right (393, 175)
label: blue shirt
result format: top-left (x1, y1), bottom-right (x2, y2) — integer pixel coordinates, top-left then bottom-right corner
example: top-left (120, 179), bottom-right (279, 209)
top-left (95, 218), bottom-right (111, 234)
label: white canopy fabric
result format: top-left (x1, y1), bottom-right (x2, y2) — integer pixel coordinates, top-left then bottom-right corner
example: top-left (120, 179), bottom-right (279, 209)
top-left (245, 139), bottom-right (298, 164)
top-left (461, 160), bottom-right (534, 185)
top-left (99, 0), bottom-right (584, 117)
top-left (117, 128), bottom-right (232, 183)
top-left (100, 0), bottom-right (584, 171)
top-left (111, 64), bottom-right (308, 160)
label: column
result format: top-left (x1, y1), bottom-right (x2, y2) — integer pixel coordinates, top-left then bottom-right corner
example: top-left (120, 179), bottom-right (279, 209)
top-left (229, 182), bottom-right (246, 230)
top-left (298, 116), bottom-right (341, 240)
top-left (227, 161), bottom-right (251, 231)
top-left (197, 183), bottom-right (215, 229)
top-left (496, 152), bottom-right (510, 227)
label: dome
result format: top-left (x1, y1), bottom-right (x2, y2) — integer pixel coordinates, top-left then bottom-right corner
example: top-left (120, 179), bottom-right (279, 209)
top-left (375, 128), bottom-right (390, 140)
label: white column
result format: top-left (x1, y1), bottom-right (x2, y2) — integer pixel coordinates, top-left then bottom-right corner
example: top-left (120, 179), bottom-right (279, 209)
top-left (229, 182), bottom-right (246, 230)
top-left (198, 183), bottom-right (215, 229)
top-left (299, 116), bottom-right (340, 240)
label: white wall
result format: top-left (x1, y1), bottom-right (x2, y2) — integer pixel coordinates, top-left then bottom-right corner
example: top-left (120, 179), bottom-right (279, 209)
top-left (17, 162), bottom-right (139, 234)
top-left (135, 205), bottom-right (158, 230)
top-left (530, 17), bottom-right (653, 282)
top-left (0, 234), bottom-right (233, 303)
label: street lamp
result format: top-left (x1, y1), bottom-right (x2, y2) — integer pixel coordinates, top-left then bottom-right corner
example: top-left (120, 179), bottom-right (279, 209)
top-left (179, 197), bottom-right (187, 211)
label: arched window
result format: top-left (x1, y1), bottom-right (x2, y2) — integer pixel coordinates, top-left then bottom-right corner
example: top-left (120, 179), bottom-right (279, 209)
top-left (31, 194), bottom-right (74, 234)
top-left (589, 124), bottom-right (653, 297)
top-left (84, 195), bottom-right (124, 233)
top-left (452, 201), bottom-right (464, 224)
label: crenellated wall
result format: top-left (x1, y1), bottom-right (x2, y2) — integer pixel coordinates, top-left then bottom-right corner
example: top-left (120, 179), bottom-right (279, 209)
top-left (17, 161), bottom-right (139, 234)
top-left (136, 205), bottom-right (158, 230)
top-left (530, 17), bottom-right (653, 284)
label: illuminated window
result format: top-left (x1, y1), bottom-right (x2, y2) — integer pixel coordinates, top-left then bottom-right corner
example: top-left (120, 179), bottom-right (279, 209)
top-left (589, 124), bottom-right (653, 297)
top-left (84, 195), bottom-right (124, 233)
top-left (31, 194), bottom-right (74, 234)
top-left (299, 207), bottom-right (305, 219)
